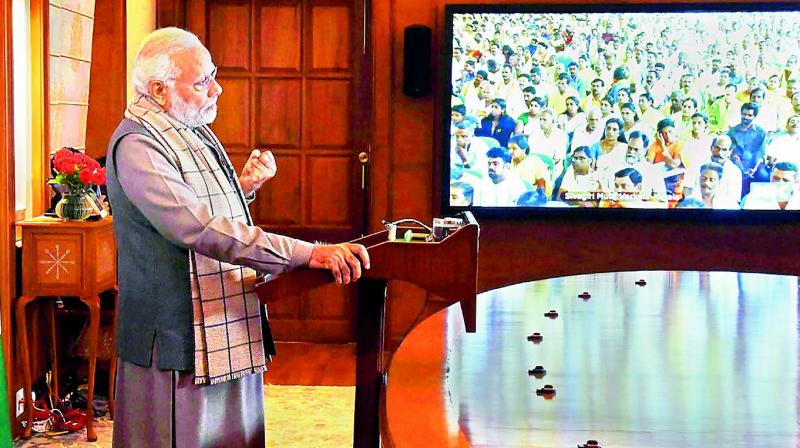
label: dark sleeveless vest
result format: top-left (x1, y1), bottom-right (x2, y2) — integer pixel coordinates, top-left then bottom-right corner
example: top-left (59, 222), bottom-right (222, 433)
top-left (107, 119), bottom-right (277, 370)
top-left (106, 118), bottom-right (197, 370)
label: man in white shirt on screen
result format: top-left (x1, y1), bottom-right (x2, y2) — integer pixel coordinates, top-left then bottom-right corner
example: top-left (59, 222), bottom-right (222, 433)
top-left (570, 107), bottom-right (604, 154)
top-left (597, 131), bottom-right (668, 203)
top-left (765, 115), bottom-right (800, 168)
top-left (473, 146), bottom-right (529, 207)
top-left (528, 109), bottom-right (568, 175)
top-left (683, 135), bottom-right (742, 204)
top-left (741, 162), bottom-right (800, 210)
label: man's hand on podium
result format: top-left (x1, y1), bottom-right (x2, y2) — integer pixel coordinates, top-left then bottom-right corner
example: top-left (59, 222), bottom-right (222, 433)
top-left (309, 243), bottom-right (371, 284)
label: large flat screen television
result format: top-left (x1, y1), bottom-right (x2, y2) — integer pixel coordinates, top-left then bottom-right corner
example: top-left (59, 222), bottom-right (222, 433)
top-left (443, 3), bottom-right (800, 220)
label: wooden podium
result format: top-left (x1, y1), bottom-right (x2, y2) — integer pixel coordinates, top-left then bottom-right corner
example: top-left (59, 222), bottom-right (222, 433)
top-left (255, 213), bottom-right (479, 448)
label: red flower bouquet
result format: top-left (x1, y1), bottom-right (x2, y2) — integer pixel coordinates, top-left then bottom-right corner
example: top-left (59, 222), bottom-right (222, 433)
top-left (49, 148), bottom-right (106, 194)
top-left (48, 148), bottom-right (107, 220)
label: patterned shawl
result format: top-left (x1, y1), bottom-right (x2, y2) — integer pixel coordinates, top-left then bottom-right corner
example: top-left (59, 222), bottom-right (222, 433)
top-left (125, 95), bottom-right (267, 385)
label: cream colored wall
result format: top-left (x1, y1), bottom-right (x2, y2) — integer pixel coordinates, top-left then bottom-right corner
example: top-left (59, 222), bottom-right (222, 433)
top-left (126, 0), bottom-right (156, 101)
top-left (48, 0), bottom-right (95, 153)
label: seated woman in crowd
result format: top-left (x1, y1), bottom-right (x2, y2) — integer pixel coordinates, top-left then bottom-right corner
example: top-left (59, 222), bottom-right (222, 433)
top-left (671, 97), bottom-right (700, 141)
top-left (476, 98), bottom-right (516, 147)
top-left (515, 96), bottom-right (546, 136)
top-left (600, 95), bottom-right (619, 122)
top-left (507, 134), bottom-right (553, 196)
top-left (557, 96), bottom-right (587, 134)
top-left (619, 102), bottom-right (652, 142)
top-left (616, 88), bottom-right (632, 112)
top-left (449, 181), bottom-right (475, 206)
top-left (588, 117), bottom-right (627, 161)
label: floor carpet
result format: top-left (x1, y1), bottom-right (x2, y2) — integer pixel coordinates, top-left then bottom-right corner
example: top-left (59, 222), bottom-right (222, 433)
top-left (13, 386), bottom-right (355, 447)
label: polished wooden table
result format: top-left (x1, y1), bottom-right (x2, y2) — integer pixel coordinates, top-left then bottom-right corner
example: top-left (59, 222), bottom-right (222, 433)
top-left (385, 271), bottom-right (800, 447)
top-left (15, 216), bottom-right (117, 441)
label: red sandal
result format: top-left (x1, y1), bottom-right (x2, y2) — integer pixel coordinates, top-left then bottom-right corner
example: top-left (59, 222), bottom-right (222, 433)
top-left (48, 408), bottom-right (86, 434)
top-left (21, 398), bottom-right (53, 433)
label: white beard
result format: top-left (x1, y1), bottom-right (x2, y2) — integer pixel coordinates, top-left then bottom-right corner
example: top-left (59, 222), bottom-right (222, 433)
top-left (167, 91), bottom-right (217, 128)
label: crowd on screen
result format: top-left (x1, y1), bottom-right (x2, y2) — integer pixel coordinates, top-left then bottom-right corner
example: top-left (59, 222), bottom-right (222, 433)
top-left (448, 11), bottom-right (800, 209)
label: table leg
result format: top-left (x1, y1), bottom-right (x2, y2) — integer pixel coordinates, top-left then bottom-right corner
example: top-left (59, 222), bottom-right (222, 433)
top-left (46, 301), bottom-right (59, 405)
top-left (108, 286), bottom-right (118, 419)
top-left (14, 296), bottom-right (36, 439)
top-left (353, 278), bottom-right (387, 448)
top-left (78, 295), bottom-right (100, 442)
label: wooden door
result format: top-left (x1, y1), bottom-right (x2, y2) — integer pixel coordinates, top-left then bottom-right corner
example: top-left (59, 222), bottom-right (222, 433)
top-left (182, 0), bottom-right (370, 342)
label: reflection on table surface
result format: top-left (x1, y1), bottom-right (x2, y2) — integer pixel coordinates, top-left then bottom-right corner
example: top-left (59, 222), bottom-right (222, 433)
top-left (427, 272), bottom-right (799, 447)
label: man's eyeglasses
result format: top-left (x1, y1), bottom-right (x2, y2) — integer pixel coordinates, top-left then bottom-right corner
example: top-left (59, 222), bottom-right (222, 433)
top-left (193, 66), bottom-right (218, 91)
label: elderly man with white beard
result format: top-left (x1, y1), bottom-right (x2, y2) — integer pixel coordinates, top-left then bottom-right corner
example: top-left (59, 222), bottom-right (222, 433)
top-left (105, 28), bottom-right (370, 447)
top-left (596, 131), bottom-right (668, 205)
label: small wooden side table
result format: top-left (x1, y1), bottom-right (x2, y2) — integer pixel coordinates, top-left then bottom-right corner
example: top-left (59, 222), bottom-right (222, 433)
top-left (15, 216), bottom-right (117, 441)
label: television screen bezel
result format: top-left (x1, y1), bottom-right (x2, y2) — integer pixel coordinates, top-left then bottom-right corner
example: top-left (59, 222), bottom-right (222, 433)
top-left (440, 2), bottom-right (800, 224)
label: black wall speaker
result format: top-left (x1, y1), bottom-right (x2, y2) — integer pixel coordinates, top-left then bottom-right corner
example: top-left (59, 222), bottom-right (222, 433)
top-left (403, 25), bottom-right (432, 98)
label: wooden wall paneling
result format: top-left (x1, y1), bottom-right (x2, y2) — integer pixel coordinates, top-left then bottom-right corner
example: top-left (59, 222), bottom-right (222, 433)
top-left (300, 0), bottom-right (362, 243)
top-left (208, 0), bottom-right (250, 71)
top-left (213, 76), bottom-right (250, 146)
top-left (256, 78), bottom-right (301, 147)
top-left (379, 0), bottom-right (437, 352)
top-left (86, 0), bottom-right (126, 159)
top-left (257, 2), bottom-right (301, 71)
top-left (369, 0), bottom-right (390, 231)
top-left (0, 0), bottom-right (17, 436)
top-left (297, 0), bottom-right (361, 340)
top-left (386, 0), bottom-right (435, 222)
top-left (352, 0), bottom-right (372, 234)
top-left (156, 0), bottom-right (186, 28)
top-left (308, 79), bottom-right (350, 148)
top-left (184, 0), bottom-right (206, 40)
top-left (309, 4), bottom-right (350, 70)
top-left (307, 154), bottom-right (353, 225)
top-left (253, 153), bottom-right (302, 225)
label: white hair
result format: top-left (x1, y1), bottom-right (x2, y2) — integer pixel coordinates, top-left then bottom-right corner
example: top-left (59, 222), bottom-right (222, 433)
top-left (131, 27), bottom-right (205, 96)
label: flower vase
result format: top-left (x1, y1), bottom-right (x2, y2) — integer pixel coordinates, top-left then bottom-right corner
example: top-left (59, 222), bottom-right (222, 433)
top-left (55, 193), bottom-right (93, 221)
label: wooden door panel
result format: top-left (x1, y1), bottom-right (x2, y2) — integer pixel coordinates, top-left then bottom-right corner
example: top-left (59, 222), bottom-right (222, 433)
top-left (214, 77), bottom-right (250, 147)
top-left (208, 0), bottom-right (251, 71)
top-left (307, 155), bottom-right (353, 226)
top-left (256, 78), bottom-right (302, 147)
top-left (255, 154), bottom-right (302, 225)
top-left (190, 0), bottom-right (367, 343)
top-left (257, 3), bottom-right (302, 71)
top-left (308, 79), bottom-right (350, 148)
top-left (309, 5), bottom-right (351, 70)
